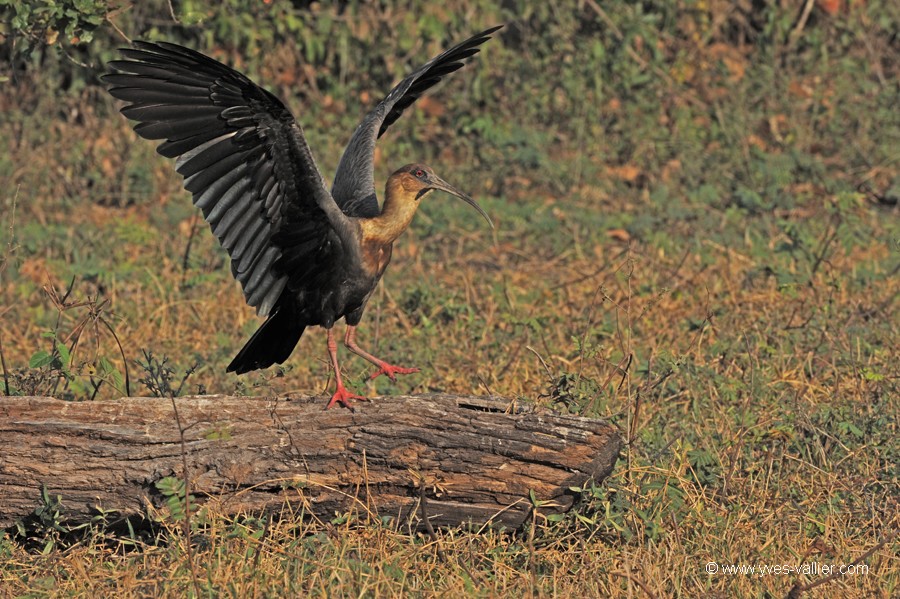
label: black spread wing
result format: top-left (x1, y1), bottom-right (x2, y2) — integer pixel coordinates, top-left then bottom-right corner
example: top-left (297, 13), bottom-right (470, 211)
top-left (331, 26), bottom-right (502, 218)
top-left (105, 42), bottom-right (357, 317)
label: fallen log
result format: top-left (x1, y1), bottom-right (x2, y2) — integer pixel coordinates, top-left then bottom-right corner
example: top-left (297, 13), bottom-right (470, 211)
top-left (0, 394), bottom-right (621, 531)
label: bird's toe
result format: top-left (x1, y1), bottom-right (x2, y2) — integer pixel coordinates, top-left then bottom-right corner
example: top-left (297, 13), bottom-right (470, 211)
top-left (369, 364), bottom-right (420, 381)
top-left (325, 386), bottom-right (368, 411)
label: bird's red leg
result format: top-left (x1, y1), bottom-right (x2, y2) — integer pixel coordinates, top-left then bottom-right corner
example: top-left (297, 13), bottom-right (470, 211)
top-left (344, 326), bottom-right (420, 381)
top-left (325, 328), bottom-right (367, 410)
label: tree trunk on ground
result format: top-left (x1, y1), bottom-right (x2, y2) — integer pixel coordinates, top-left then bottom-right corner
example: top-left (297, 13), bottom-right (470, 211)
top-left (0, 394), bottom-right (621, 531)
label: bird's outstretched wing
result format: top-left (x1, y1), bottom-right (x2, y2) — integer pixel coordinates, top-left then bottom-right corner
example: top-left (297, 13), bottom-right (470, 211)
top-left (331, 26), bottom-right (502, 218)
top-left (104, 42), bottom-right (357, 317)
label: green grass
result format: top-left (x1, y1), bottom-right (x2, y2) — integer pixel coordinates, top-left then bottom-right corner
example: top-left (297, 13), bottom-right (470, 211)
top-left (1, 1), bottom-right (898, 596)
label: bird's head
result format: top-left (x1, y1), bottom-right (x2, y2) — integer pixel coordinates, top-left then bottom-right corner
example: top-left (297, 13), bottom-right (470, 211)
top-left (394, 163), bottom-right (493, 228)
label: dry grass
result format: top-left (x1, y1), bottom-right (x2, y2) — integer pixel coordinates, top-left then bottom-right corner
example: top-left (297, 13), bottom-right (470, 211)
top-left (1, 2), bottom-right (899, 596)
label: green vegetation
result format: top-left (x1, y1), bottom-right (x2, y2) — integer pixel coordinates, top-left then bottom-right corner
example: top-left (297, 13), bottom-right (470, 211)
top-left (1, 0), bottom-right (898, 596)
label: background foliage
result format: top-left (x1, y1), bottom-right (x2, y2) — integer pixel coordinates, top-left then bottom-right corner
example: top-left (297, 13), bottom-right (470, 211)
top-left (1, 0), bottom-right (898, 596)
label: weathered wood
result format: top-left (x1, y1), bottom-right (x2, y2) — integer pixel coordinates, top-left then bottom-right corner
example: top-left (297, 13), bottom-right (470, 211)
top-left (0, 394), bottom-right (621, 531)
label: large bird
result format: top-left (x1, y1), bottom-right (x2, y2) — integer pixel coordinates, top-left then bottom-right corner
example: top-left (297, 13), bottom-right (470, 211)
top-left (104, 26), bottom-right (501, 409)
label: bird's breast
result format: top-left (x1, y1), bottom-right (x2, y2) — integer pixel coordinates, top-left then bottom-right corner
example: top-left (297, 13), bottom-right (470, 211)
top-left (362, 240), bottom-right (394, 279)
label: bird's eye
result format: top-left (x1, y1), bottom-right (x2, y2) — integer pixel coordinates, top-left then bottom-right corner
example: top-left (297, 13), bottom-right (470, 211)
top-left (414, 169), bottom-right (425, 179)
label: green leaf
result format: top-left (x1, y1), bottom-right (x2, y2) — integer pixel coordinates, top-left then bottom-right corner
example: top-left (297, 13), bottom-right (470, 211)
top-left (575, 513), bottom-right (595, 525)
top-left (29, 350), bottom-right (53, 369)
top-left (861, 368), bottom-right (884, 382)
top-left (98, 357), bottom-right (124, 391)
top-left (156, 476), bottom-right (185, 499)
top-left (846, 423), bottom-right (863, 438)
top-left (56, 342), bottom-right (70, 368)
top-left (202, 426), bottom-right (233, 441)
top-left (546, 513), bottom-right (566, 523)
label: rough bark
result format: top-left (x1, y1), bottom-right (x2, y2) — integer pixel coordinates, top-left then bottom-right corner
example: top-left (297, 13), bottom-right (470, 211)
top-left (0, 394), bottom-right (621, 531)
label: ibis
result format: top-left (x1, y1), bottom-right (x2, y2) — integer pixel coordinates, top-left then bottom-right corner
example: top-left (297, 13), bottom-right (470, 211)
top-left (104, 26), bottom-right (501, 408)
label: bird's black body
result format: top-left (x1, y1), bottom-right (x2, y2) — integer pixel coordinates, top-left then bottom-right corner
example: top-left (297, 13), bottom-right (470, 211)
top-left (104, 27), bottom-right (500, 387)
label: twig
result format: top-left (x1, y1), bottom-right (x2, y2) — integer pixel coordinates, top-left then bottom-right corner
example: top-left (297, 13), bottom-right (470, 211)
top-left (99, 316), bottom-right (131, 396)
top-left (495, 315), bottom-right (531, 380)
top-left (476, 374), bottom-right (495, 399)
top-left (722, 335), bottom-right (759, 494)
top-left (88, 377), bottom-right (103, 401)
top-left (180, 214), bottom-right (200, 288)
top-left (169, 396), bottom-right (203, 598)
top-left (0, 334), bottom-right (10, 396)
top-left (789, 0), bottom-right (816, 47)
top-left (1, 185), bottom-right (19, 279)
top-left (527, 503), bottom-right (538, 593)
top-left (165, 0), bottom-right (180, 23)
top-left (47, 277), bottom-right (78, 397)
top-left (610, 570), bottom-right (658, 599)
top-left (105, 14), bottom-right (132, 44)
top-left (577, 282), bottom-right (608, 381)
top-left (416, 475), bottom-right (484, 587)
top-left (581, 352), bottom-right (631, 416)
top-left (785, 527), bottom-right (899, 598)
top-left (174, 363), bottom-right (198, 398)
top-left (627, 356), bottom-right (642, 445)
top-left (59, 47), bottom-right (89, 68)
top-left (526, 345), bottom-right (554, 380)
top-left (809, 212), bottom-right (842, 276)
top-left (418, 478), bottom-right (448, 563)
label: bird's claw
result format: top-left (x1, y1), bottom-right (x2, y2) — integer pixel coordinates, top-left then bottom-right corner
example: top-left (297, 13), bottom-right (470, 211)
top-left (369, 364), bottom-right (420, 382)
top-left (325, 385), bottom-right (368, 411)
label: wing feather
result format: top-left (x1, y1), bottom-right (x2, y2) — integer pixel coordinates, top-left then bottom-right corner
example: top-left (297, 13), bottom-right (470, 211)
top-left (176, 136), bottom-right (244, 178)
top-left (330, 26), bottom-right (501, 217)
top-left (207, 177), bottom-right (252, 227)
top-left (194, 162), bottom-right (245, 212)
top-left (121, 103), bottom-right (224, 121)
top-left (228, 212), bottom-right (268, 257)
top-left (159, 129), bottom-right (232, 158)
top-left (105, 41), bottom-right (357, 317)
top-left (247, 273), bottom-right (278, 308)
top-left (258, 278), bottom-right (284, 317)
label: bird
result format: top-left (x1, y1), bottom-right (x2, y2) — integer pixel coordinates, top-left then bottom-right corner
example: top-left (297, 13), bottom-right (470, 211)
top-left (104, 26), bottom-right (501, 409)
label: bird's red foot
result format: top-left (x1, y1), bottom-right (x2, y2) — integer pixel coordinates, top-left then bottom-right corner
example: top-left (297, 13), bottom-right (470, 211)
top-left (368, 363), bottom-right (420, 382)
top-left (325, 385), bottom-right (368, 410)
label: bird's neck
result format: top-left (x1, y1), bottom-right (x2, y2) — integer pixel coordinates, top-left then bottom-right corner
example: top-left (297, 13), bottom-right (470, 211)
top-left (361, 178), bottom-right (419, 245)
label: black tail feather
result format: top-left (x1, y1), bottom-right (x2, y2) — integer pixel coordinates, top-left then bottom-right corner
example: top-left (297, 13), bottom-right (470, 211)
top-left (226, 303), bottom-right (305, 374)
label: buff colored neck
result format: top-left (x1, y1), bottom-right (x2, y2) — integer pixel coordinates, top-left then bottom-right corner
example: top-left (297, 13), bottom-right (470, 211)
top-left (360, 173), bottom-right (422, 245)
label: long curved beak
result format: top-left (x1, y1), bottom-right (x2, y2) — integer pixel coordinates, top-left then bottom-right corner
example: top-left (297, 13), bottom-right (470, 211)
top-left (428, 174), bottom-right (494, 229)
